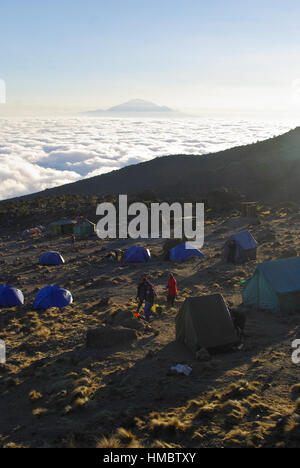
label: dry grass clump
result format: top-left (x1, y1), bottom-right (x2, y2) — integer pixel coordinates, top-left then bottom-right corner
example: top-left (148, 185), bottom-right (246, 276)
top-left (250, 357), bottom-right (267, 368)
top-left (73, 377), bottom-right (91, 387)
top-left (96, 428), bottom-right (143, 448)
top-left (217, 380), bottom-right (262, 401)
top-left (291, 383), bottom-right (300, 400)
top-left (96, 436), bottom-right (121, 448)
top-left (148, 412), bottom-right (192, 434)
top-left (3, 442), bottom-right (28, 448)
top-left (73, 397), bottom-right (90, 409)
top-left (29, 390), bottom-right (43, 401)
top-left (71, 385), bottom-right (91, 400)
top-left (152, 440), bottom-right (183, 448)
top-left (223, 428), bottom-right (252, 447)
top-left (222, 421), bottom-right (275, 448)
top-left (194, 402), bottom-right (220, 419)
top-left (219, 399), bottom-right (247, 424)
top-left (32, 407), bottom-right (48, 418)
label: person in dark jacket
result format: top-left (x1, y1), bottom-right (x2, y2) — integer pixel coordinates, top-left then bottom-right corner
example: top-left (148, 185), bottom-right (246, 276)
top-left (136, 276), bottom-right (148, 313)
top-left (136, 276), bottom-right (156, 320)
top-left (229, 307), bottom-right (247, 340)
top-left (228, 239), bottom-right (236, 263)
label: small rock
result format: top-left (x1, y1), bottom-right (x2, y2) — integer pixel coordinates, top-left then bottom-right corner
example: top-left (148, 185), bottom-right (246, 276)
top-left (196, 348), bottom-right (211, 362)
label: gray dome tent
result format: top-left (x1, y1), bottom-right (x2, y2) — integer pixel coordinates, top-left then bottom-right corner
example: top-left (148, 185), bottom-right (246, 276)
top-left (223, 230), bottom-right (258, 264)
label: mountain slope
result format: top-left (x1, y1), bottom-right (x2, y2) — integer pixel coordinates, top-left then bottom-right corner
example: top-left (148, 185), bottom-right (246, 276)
top-left (12, 127), bottom-right (300, 202)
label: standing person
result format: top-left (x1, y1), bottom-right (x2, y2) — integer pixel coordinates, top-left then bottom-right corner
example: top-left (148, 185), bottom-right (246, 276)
top-left (167, 273), bottom-right (178, 307)
top-left (136, 276), bottom-right (148, 314)
top-left (144, 278), bottom-right (157, 322)
top-left (70, 233), bottom-right (76, 250)
top-left (228, 239), bottom-right (236, 264)
top-left (136, 276), bottom-right (157, 320)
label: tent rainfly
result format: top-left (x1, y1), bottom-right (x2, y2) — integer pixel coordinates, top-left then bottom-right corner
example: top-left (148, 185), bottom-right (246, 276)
top-left (125, 246), bottom-right (151, 263)
top-left (223, 230), bottom-right (258, 264)
top-left (0, 284), bottom-right (24, 307)
top-left (169, 242), bottom-right (204, 261)
top-left (33, 285), bottom-right (73, 309)
top-left (49, 219), bottom-right (76, 236)
top-left (40, 251), bottom-right (65, 266)
top-left (175, 294), bottom-right (238, 353)
top-left (73, 219), bottom-right (95, 238)
top-left (243, 257), bottom-right (300, 313)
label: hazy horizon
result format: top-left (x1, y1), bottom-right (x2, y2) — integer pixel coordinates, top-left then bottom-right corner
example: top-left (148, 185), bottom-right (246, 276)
top-left (1, 1), bottom-right (300, 118)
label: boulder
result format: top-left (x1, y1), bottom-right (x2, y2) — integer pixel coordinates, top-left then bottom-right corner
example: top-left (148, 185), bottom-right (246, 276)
top-left (256, 228), bottom-right (276, 243)
top-left (113, 309), bottom-right (132, 324)
top-left (122, 317), bottom-right (146, 331)
top-left (86, 325), bottom-right (138, 349)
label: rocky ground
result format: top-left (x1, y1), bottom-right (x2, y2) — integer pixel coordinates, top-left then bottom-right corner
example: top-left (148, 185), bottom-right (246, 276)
top-left (1, 204), bottom-right (300, 448)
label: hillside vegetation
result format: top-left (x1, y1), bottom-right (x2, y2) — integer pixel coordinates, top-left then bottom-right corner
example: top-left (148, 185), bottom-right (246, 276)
top-left (1, 201), bottom-right (300, 447)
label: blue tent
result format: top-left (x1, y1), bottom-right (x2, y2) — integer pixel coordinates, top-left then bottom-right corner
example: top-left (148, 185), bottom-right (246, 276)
top-left (169, 242), bottom-right (204, 261)
top-left (33, 285), bottom-right (73, 309)
top-left (0, 285), bottom-right (24, 307)
top-left (40, 251), bottom-right (65, 266)
top-left (125, 246), bottom-right (151, 263)
top-left (243, 257), bottom-right (300, 313)
top-left (224, 230), bottom-right (258, 264)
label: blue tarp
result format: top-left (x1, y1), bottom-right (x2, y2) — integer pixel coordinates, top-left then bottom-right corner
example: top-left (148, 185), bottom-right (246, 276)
top-left (33, 285), bottom-right (73, 309)
top-left (0, 284), bottom-right (24, 306)
top-left (232, 231), bottom-right (258, 250)
top-left (125, 246), bottom-right (151, 263)
top-left (170, 242), bottom-right (204, 261)
top-left (40, 251), bottom-right (65, 265)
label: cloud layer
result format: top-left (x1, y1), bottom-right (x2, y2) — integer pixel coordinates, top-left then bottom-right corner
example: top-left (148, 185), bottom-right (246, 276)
top-left (0, 117), bottom-right (296, 200)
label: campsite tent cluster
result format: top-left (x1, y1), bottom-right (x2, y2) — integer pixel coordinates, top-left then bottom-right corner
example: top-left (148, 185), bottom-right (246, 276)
top-left (0, 229), bottom-right (258, 314)
top-left (0, 284), bottom-right (73, 309)
top-left (7, 226), bottom-right (300, 353)
top-left (124, 243), bottom-right (205, 263)
top-left (49, 217), bottom-right (95, 238)
top-left (123, 232), bottom-right (258, 264)
top-left (175, 256), bottom-right (300, 352)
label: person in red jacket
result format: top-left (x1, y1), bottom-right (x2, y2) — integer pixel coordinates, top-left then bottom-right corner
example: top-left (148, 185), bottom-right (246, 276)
top-left (167, 273), bottom-right (178, 307)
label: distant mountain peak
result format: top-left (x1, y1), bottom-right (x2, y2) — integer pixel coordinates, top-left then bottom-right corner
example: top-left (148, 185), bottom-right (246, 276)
top-left (84, 99), bottom-right (177, 116)
top-left (107, 99), bottom-right (173, 113)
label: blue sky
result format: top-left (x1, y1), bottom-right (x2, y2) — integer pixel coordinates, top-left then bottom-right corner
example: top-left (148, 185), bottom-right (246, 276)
top-left (1, 0), bottom-right (300, 114)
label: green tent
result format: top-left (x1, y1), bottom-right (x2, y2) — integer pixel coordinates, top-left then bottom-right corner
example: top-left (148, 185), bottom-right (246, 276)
top-left (175, 294), bottom-right (238, 353)
top-left (73, 219), bottom-right (95, 238)
top-left (49, 219), bottom-right (76, 236)
top-left (242, 257), bottom-right (300, 313)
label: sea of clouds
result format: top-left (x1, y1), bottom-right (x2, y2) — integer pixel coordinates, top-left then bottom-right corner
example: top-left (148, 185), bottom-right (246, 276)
top-left (0, 117), bottom-right (296, 200)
